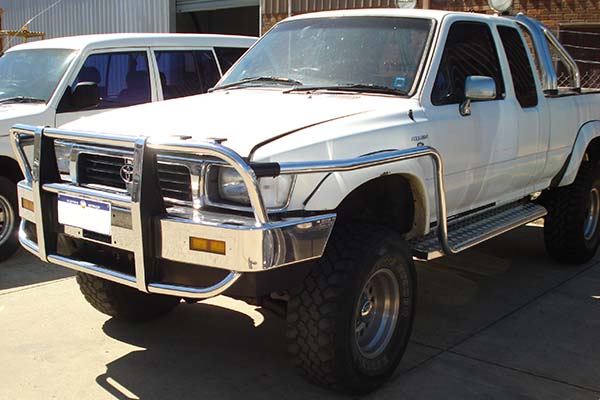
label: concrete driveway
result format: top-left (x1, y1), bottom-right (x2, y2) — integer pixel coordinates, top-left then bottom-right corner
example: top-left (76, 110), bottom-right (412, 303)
top-left (1, 223), bottom-right (599, 399)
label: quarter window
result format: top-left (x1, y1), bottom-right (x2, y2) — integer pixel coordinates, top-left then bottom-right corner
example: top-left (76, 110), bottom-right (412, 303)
top-left (214, 47), bottom-right (248, 73)
top-left (498, 26), bottom-right (538, 108)
top-left (155, 50), bottom-right (220, 100)
top-left (432, 22), bottom-right (505, 105)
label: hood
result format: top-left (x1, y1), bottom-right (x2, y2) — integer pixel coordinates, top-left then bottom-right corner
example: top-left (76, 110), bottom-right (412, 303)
top-left (0, 103), bottom-right (49, 137)
top-left (59, 89), bottom-right (407, 156)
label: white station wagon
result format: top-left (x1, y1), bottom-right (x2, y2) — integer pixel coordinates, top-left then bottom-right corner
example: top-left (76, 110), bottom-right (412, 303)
top-left (0, 33), bottom-right (256, 259)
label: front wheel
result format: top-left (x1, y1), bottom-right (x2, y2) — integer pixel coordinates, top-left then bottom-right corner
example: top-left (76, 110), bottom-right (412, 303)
top-left (76, 273), bottom-right (181, 322)
top-left (286, 224), bottom-right (416, 394)
top-left (543, 161), bottom-right (600, 264)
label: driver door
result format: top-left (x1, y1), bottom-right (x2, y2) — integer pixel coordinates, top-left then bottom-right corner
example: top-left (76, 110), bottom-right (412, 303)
top-left (55, 49), bottom-right (154, 126)
top-left (423, 21), bottom-right (520, 216)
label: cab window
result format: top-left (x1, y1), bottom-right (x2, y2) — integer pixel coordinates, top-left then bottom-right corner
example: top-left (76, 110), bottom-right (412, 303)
top-left (432, 22), bottom-right (505, 105)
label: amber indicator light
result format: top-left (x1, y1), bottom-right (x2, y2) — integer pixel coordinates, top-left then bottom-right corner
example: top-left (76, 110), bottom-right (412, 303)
top-left (189, 237), bottom-right (226, 255)
top-left (22, 198), bottom-right (34, 212)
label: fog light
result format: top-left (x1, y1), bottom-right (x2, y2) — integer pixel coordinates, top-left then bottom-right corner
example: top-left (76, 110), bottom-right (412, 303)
top-left (22, 198), bottom-right (34, 212)
top-left (189, 237), bottom-right (226, 255)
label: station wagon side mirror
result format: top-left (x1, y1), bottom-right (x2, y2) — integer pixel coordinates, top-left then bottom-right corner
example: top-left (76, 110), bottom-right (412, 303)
top-left (71, 82), bottom-right (100, 111)
top-left (460, 76), bottom-right (496, 117)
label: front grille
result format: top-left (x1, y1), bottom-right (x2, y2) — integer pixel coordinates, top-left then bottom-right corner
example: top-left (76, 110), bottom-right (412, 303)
top-left (157, 163), bottom-right (192, 202)
top-left (78, 154), bottom-right (126, 189)
top-left (77, 153), bottom-right (192, 202)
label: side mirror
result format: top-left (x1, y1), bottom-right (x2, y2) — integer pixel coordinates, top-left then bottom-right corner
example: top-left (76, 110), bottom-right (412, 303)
top-left (71, 82), bottom-right (99, 111)
top-left (460, 76), bottom-right (496, 116)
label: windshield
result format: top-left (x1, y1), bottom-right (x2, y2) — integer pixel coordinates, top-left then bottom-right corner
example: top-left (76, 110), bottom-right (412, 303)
top-left (0, 48), bottom-right (76, 103)
top-left (218, 17), bottom-right (434, 95)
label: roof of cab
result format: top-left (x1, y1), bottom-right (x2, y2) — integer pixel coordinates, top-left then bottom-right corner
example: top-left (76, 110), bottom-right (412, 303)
top-left (6, 33), bottom-right (257, 52)
top-left (283, 8), bottom-right (504, 23)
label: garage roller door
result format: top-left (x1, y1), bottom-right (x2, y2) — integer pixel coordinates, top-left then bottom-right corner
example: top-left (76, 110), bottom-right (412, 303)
top-left (176, 0), bottom-right (259, 12)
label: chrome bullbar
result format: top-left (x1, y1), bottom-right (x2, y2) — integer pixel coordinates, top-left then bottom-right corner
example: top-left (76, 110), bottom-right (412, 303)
top-left (11, 124), bottom-right (456, 299)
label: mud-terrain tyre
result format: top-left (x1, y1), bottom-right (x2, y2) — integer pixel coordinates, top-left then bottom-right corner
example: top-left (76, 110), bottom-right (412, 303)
top-left (76, 272), bottom-right (180, 322)
top-left (544, 161), bottom-right (600, 264)
top-left (286, 224), bottom-right (416, 394)
top-left (0, 177), bottom-right (20, 261)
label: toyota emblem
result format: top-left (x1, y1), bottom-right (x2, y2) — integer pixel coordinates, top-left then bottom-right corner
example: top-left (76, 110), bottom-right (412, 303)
top-left (120, 163), bottom-right (134, 184)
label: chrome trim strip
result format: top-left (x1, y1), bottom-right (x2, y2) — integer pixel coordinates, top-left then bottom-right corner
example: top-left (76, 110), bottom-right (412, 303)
top-left (146, 138), bottom-right (269, 226)
top-left (11, 123), bottom-right (519, 295)
top-left (43, 127), bottom-right (138, 149)
top-left (147, 271), bottom-right (242, 299)
top-left (47, 254), bottom-right (138, 288)
top-left (512, 15), bottom-right (581, 91)
top-left (18, 220), bottom-right (39, 256)
top-left (543, 28), bottom-right (580, 88)
top-left (43, 183), bottom-right (132, 207)
top-left (131, 137), bottom-right (148, 292)
top-left (274, 147), bottom-right (460, 253)
top-left (32, 127), bottom-right (47, 261)
top-left (10, 128), bottom-right (34, 183)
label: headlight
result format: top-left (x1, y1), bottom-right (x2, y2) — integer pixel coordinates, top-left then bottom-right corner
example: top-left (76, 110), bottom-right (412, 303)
top-left (215, 166), bottom-right (294, 209)
top-left (54, 141), bottom-right (72, 179)
top-left (219, 167), bottom-right (250, 204)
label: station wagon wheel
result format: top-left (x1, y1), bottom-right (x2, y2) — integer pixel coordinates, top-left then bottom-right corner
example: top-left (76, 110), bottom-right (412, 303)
top-left (584, 187), bottom-right (599, 241)
top-left (0, 177), bottom-right (20, 261)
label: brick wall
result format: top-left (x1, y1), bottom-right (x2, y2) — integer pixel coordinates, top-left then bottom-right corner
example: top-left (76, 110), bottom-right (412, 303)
top-left (433, 0), bottom-right (600, 32)
top-left (262, 1), bottom-right (600, 33)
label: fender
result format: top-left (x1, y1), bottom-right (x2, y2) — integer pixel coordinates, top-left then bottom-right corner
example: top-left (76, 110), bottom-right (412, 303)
top-left (559, 120), bottom-right (600, 187)
top-left (302, 158), bottom-right (432, 237)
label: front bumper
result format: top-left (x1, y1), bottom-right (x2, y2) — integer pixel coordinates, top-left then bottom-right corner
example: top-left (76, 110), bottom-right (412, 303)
top-left (12, 125), bottom-right (335, 299)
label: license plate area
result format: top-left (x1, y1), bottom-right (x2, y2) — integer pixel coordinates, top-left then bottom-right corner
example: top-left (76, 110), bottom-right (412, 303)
top-left (57, 194), bottom-right (111, 236)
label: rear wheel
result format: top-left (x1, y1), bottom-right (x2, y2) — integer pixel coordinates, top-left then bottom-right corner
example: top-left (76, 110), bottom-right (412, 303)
top-left (286, 224), bottom-right (416, 394)
top-left (76, 272), bottom-right (180, 322)
top-left (544, 161), bottom-right (600, 264)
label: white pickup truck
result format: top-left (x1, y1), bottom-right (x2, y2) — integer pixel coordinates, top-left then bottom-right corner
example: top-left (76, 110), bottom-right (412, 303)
top-left (0, 33), bottom-right (255, 259)
top-left (11, 9), bottom-right (600, 394)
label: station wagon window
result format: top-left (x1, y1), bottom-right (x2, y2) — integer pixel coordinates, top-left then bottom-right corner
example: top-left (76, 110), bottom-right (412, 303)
top-left (67, 51), bottom-right (151, 111)
top-left (432, 22), bottom-right (505, 105)
top-left (155, 50), bottom-right (220, 100)
top-left (498, 26), bottom-right (538, 108)
top-left (214, 47), bottom-right (248, 72)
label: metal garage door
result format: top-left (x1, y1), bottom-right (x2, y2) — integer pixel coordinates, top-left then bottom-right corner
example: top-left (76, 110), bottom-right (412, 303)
top-left (176, 0), bottom-right (259, 12)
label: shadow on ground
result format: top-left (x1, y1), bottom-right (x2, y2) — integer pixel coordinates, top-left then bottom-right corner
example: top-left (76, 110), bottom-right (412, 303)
top-left (95, 224), bottom-right (597, 400)
top-left (0, 248), bottom-right (74, 292)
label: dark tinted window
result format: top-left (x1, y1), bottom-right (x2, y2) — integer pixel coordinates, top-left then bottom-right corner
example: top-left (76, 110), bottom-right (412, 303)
top-left (214, 47), bottom-right (248, 72)
top-left (156, 50), bottom-right (220, 100)
top-left (432, 22), bottom-right (505, 105)
top-left (62, 51), bottom-right (150, 112)
top-left (498, 26), bottom-right (538, 108)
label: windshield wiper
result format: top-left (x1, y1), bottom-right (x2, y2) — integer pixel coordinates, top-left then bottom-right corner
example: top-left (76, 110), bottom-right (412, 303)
top-left (211, 76), bottom-right (303, 91)
top-left (285, 84), bottom-right (408, 96)
top-left (0, 96), bottom-right (45, 104)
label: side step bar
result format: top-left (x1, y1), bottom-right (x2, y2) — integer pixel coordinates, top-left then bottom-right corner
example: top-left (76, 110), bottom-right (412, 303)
top-left (411, 202), bottom-right (547, 260)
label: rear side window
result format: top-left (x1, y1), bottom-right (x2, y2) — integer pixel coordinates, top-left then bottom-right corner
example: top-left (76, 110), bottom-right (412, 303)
top-left (432, 22), bottom-right (505, 105)
top-left (214, 47), bottom-right (248, 73)
top-left (498, 26), bottom-right (538, 108)
top-left (72, 51), bottom-right (151, 109)
top-left (155, 50), bottom-right (220, 100)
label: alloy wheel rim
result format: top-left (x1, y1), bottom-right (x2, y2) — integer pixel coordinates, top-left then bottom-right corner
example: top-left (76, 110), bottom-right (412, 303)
top-left (584, 188), bottom-right (600, 241)
top-left (354, 268), bottom-right (400, 359)
top-left (0, 194), bottom-right (14, 246)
